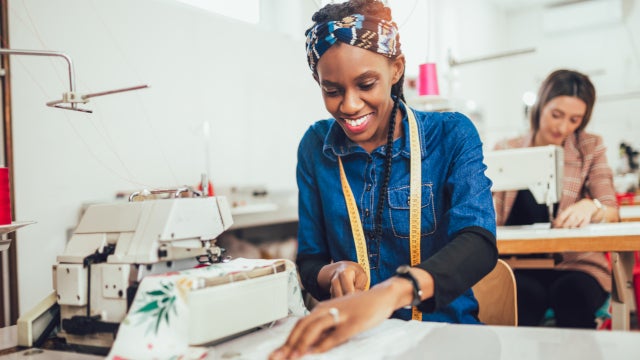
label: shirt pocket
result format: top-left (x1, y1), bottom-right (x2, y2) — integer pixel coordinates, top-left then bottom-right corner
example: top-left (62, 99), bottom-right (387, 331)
top-left (387, 183), bottom-right (436, 238)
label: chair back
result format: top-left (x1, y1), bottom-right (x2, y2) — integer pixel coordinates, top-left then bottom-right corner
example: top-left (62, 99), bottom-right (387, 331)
top-left (472, 259), bottom-right (518, 326)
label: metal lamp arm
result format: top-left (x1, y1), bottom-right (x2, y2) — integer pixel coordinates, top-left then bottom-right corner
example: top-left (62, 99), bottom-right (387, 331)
top-left (0, 48), bottom-right (76, 93)
top-left (0, 48), bottom-right (148, 113)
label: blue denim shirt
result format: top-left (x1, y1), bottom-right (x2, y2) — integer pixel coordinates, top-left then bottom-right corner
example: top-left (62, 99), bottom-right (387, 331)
top-left (296, 103), bottom-right (496, 323)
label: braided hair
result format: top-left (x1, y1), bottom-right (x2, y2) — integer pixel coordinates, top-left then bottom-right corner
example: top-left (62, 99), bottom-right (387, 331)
top-left (311, 0), bottom-right (406, 243)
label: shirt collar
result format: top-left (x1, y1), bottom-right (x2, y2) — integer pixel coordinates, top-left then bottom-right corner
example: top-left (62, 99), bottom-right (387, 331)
top-left (322, 101), bottom-right (426, 161)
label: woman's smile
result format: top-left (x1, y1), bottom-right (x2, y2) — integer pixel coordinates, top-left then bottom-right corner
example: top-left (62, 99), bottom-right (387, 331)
top-left (341, 113), bottom-right (374, 134)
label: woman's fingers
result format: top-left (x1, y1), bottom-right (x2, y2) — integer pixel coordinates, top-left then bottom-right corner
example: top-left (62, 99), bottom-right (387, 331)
top-left (555, 210), bottom-right (590, 228)
top-left (354, 270), bottom-right (368, 291)
top-left (330, 276), bottom-right (343, 297)
top-left (554, 209), bottom-right (571, 227)
top-left (287, 308), bottom-right (340, 357)
top-left (338, 270), bottom-right (356, 295)
top-left (330, 266), bottom-right (359, 297)
top-left (308, 325), bottom-right (352, 355)
top-left (270, 287), bottom-right (398, 359)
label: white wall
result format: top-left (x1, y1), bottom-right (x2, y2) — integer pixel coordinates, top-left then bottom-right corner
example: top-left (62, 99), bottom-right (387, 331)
top-left (8, 0), bottom-right (326, 314)
top-left (448, 0), bottom-right (640, 166)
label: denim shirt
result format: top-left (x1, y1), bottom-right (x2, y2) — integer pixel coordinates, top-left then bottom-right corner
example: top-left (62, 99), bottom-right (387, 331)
top-left (296, 103), bottom-right (496, 323)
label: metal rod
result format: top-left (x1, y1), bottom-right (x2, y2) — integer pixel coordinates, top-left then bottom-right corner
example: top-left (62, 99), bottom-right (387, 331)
top-left (0, 48), bottom-right (148, 113)
top-left (82, 84), bottom-right (149, 100)
top-left (0, 48), bottom-right (76, 93)
top-left (449, 47), bottom-right (536, 67)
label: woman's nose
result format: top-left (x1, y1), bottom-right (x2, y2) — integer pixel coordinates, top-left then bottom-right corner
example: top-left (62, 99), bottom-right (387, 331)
top-left (557, 119), bottom-right (570, 134)
top-left (340, 90), bottom-right (362, 114)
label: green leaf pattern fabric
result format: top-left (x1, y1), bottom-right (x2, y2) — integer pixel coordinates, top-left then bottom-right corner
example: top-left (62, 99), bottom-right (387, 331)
top-left (107, 258), bottom-right (307, 359)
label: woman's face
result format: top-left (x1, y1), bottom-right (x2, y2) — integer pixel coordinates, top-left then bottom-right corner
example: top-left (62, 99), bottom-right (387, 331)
top-left (534, 95), bottom-right (586, 146)
top-left (315, 43), bottom-right (404, 153)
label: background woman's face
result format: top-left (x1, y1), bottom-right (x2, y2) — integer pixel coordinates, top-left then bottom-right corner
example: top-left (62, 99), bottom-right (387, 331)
top-left (315, 43), bottom-right (403, 153)
top-left (535, 95), bottom-right (586, 146)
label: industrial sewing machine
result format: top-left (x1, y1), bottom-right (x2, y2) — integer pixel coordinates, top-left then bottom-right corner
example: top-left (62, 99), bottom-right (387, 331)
top-left (17, 187), bottom-right (289, 354)
top-left (484, 145), bottom-right (564, 220)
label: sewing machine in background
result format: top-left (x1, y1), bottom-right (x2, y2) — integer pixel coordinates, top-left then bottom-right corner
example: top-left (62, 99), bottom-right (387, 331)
top-left (17, 188), bottom-right (289, 354)
top-left (483, 145), bottom-right (564, 269)
top-left (484, 145), bottom-right (564, 221)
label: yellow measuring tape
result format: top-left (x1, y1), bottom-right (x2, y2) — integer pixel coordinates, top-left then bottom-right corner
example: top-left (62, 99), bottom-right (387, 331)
top-left (339, 102), bottom-right (422, 320)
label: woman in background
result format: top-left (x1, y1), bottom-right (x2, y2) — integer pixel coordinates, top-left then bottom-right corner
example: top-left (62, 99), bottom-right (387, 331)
top-left (493, 69), bottom-right (620, 328)
top-left (271, 0), bottom-right (497, 358)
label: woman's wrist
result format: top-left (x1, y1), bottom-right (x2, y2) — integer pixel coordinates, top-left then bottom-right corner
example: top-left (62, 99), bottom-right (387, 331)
top-left (591, 198), bottom-right (606, 223)
top-left (376, 276), bottom-right (416, 310)
top-left (376, 267), bottom-right (434, 310)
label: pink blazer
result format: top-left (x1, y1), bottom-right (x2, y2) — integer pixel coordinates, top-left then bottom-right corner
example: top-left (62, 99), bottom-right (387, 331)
top-left (492, 131), bottom-right (618, 292)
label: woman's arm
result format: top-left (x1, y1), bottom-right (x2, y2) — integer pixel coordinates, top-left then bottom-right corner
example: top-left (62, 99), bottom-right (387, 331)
top-left (270, 264), bottom-right (434, 360)
top-left (296, 129), bottom-right (332, 300)
top-left (416, 113), bottom-right (497, 310)
top-left (415, 227), bottom-right (497, 311)
top-left (585, 135), bottom-right (620, 223)
top-left (554, 135), bottom-right (620, 227)
top-left (270, 228), bottom-right (494, 359)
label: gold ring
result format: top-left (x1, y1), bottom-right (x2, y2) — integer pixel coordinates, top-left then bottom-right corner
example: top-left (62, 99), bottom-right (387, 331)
top-left (328, 307), bottom-right (340, 325)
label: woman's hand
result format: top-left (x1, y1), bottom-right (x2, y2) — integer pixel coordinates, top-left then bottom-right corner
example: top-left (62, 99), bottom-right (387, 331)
top-left (270, 268), bottom-right (434, 359)
top-left (318, 261), bottom-right (369, 297)
top-left (269, 283), bottom-right (397, 360)
top-left (553, 199), bottom-right (598, 228)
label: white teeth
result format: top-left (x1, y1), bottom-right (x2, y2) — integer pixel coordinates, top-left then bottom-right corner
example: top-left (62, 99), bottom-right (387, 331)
top-left (345, 114), bottom-right (368, 127)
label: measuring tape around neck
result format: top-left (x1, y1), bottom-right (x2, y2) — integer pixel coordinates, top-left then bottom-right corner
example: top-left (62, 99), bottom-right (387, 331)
top-left (338, 102), bottom-right (422, 320)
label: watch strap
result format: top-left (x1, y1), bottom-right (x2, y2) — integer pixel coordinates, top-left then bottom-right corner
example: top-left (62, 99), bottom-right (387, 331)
top-left (395, 267), bottom-right (423, 308)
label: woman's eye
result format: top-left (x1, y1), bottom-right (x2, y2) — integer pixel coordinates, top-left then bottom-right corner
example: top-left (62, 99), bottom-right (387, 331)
top-left (360, 82), bottom-right (375, 90)
top-left (323, 88), bottom-right (340, 97)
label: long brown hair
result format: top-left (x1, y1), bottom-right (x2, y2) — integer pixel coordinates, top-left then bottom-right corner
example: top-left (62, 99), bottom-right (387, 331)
top-left (530, 69), bottom-right (596, 133)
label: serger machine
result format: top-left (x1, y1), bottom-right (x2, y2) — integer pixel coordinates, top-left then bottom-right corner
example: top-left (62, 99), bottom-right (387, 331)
top-left (18, 188), bottom-right (292, 354)
top-left (50, 189), bottom-right (234, 351)
top-left (484, 145), bottom-right (564, 220)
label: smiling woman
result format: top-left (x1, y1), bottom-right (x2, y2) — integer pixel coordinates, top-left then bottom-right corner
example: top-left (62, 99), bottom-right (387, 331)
top-left (270, 0), bottom-right (498, 358)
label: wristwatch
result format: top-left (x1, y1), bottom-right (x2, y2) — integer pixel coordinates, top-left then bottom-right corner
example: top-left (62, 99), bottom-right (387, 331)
top-left (395, 265), bottom-right (423, 308)
top-left (593, 198), bottom-right (607, 223)
top-left (593, 198), bottom-right (603, 211)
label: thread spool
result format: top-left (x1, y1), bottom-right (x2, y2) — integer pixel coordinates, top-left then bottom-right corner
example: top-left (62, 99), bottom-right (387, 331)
top-left (0, 168), bottom-right (11, 225)
top-left (418, 63), bottom-right (440, 96)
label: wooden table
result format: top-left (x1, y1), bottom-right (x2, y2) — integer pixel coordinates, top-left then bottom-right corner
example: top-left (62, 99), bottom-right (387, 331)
top-left (620, 205), bottom-right (640, 222)
top-left (497, 222), bottom-right (640, 330)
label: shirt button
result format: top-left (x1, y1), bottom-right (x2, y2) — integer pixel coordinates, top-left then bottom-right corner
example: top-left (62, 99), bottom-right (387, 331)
top-left (365, 209), bottom-right (370, 217)
top-left (366, 184), bottom-right (372, 191)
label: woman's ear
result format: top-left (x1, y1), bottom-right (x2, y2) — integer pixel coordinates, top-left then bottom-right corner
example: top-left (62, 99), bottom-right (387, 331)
top-left (391, 55), bottom-right (406, 84)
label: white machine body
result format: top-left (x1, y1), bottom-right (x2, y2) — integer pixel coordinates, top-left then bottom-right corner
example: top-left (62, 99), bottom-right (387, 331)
top-left (484, 145), bottom-right (563, 206)
top-left (53, 196), bottom-right (234, 351)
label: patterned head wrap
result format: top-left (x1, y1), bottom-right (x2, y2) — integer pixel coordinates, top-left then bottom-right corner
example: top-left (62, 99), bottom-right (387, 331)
top-left (305, 14), bottom-right (401, 73)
